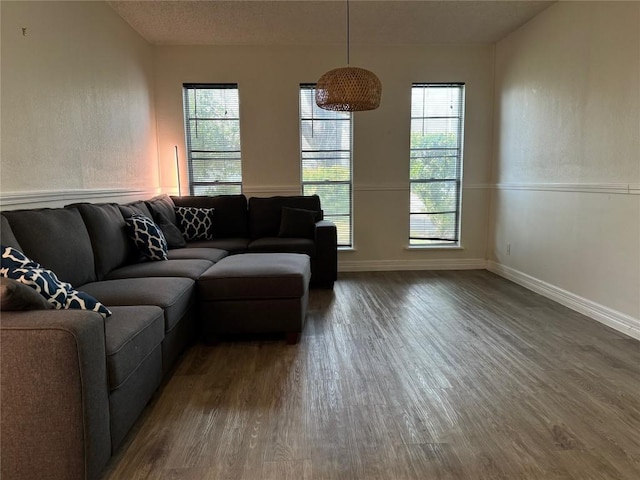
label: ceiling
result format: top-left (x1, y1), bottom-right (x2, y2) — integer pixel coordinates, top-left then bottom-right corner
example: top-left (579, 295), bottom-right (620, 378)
top-left (108, 0), bottom-right (555, 46)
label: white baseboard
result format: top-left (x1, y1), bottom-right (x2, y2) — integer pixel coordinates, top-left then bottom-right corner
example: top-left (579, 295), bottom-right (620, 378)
top-left (339, 258), bottom-right (486, 272)
top-left (487, 261), bottom-right (640, 341)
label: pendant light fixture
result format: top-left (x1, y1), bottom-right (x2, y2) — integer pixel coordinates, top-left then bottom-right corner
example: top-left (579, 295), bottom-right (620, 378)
top-left (315, 0), bottom-right (382, 112)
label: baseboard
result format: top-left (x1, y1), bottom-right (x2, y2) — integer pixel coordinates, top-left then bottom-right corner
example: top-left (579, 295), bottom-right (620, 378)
top-left (0, 188), bottom-right (159, 209)
top-left (487, 261), bottom-right (640, 341)
top-left (339, 258), bottom-right (487, 272)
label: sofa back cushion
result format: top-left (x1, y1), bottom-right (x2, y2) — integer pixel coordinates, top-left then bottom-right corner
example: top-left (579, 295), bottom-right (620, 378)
top-left (2, 208), bottom-right (97, 286)
top-left (248, 195), bottom-right (322, 239)
top-left (71, 203), bottom-right (136, 280)
top-left (118, 200), bottom-right (152, 219)
top-left (172, 195), bottom-right (248, 238)
top-left (146, 194), bottom-right (178, 228)
top-left (0, 215), bottom-right (22, 250)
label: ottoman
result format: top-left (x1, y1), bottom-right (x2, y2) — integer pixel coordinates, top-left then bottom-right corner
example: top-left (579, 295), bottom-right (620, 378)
top-left (197, 253), bottom-right (311, 344)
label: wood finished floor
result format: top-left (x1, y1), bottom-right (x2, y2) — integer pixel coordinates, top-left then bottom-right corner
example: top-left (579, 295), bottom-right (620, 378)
top-left (103, 270), bottom-right (640, 480)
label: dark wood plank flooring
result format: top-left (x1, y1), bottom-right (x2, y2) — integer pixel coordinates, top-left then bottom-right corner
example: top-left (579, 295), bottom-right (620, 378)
top-left (103, 270), bottom-right (640, 479)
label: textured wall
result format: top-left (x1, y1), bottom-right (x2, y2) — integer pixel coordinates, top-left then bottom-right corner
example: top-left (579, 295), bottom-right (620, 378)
top-left (491, 1), bottom-right (640, 321)
top-left (0, 1), bottom-right (158, 204)
top-left (154, 44), bottom-right (494, 268)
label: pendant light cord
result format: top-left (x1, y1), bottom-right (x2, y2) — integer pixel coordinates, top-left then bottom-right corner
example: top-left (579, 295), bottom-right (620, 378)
top-left (346, 0), bottom-right (350, 65)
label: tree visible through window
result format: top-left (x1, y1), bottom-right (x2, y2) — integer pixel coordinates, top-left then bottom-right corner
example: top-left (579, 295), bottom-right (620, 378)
top-left (183, 84), bottom-right (242, 195)
top-left (300, 84), bottom-right (353, 247)
top-left (410, 83), bottom-right (465, 245)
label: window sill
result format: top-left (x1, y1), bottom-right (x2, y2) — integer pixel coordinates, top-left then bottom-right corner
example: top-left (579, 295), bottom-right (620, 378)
top-left (338, 247), bottom-right (357, 252)
top-left (405, 245), bottom-right (464, 251)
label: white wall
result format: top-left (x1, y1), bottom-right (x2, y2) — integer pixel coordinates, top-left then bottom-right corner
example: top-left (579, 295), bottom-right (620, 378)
top-left (490, 2), bottom-right (640, 338)
top-left (154, 44), bottom-right (494, 270)
top-left (0, 1), bottom-right (158, 208)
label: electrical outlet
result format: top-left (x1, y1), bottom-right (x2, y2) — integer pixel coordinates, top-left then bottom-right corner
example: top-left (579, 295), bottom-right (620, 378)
top-left (506, 243), bottom-right (511, 256)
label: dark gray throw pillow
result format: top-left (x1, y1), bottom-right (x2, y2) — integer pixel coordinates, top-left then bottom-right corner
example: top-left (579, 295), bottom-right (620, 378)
top-left (154, 211), bottom-right (187, 248)
top-left (278, 207), bottom-right (318, 239)
top-left (0, 277), bottom-right (54, 311)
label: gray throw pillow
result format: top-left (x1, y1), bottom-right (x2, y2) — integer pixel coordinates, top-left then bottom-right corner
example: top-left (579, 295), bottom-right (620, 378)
top-left (0, 277), bottom-right (54, 311)
top-left (154, 211), bottom-right (187, 248)
top-left (278, 207), bottom-right (318, 239)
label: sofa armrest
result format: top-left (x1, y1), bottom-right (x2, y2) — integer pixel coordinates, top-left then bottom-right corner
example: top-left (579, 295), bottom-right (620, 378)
top-left (1, 310), bottom-right (111, 480)
top-left (312, 220), bottom-right (338, 288)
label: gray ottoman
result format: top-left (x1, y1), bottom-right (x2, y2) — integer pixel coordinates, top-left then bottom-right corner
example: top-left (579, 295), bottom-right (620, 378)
top-left (197, 253), bottom-right (311, 344)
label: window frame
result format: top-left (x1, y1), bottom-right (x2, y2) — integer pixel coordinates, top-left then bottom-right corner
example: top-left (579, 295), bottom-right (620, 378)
top-left (409, 83), bottom-right (465, 247)
top-left (182, 83), bottom-right (243, 196)
top-left (299, 84), bottom-right (354, 248)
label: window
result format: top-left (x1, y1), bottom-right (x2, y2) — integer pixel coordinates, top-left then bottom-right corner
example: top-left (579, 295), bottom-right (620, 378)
top-left (183, 84), bottom-right (242, 195)
top-left (409, 83), bottom-right (465, 246)
top-left (299, 84), bottom-right (353, 247)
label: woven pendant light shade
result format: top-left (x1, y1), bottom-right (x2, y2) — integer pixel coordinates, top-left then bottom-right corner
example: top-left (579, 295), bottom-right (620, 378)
top-left (316, 66), bottom-right (382, 112)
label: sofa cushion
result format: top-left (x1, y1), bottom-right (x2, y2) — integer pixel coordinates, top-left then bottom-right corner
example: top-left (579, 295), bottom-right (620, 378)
top-left (71, 203), bottom-right (135, 280)
top-left (124, 214), bottom-right (168, 262)
top-left (104, 259), bottom-right (213, 281)
top-left (80, 277), bottom-right (194, 333)
top-left (199, 253), bottom-right (311, 300)
top-left (172, 194), bottom-right (249, 238)
top-left (185, 238), bottom-right (250, 254)
top-left (0, 215), bottom-right (21, 250)
top-left (146, 194), bottom-right (178, 229)
top-left (167, 248), bottom-right (228, 263)
top-left (104, 305), bottom-right (164, 391)
top-left (118, 200), bottom-right (153, 219)
top-left (0, 277), bottom-right (53, 311)
top-left (2, 208), bottom-right (97, 286)
top-left (248, 195), bottom-right (322, 239)
top-left (248, 237), bottom-right (316, 257)
top-left (278, 207), bottom-right (318, 239)
top-left (1, 245), bottom-right (111, 317)
top-left (175, 207), bottom-right (213, 241)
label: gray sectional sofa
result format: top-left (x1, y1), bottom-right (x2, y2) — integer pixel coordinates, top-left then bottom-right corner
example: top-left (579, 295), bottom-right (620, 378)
top-left (0, 193), bottom-right (337, 480)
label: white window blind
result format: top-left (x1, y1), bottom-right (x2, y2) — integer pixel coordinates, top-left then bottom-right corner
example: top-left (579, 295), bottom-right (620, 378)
top-left (300, 84), bottom-right (353, 247)
top-left (183, 84), bottom-right (242, 195)
top-left (409, 83), bottom-right (465, 245)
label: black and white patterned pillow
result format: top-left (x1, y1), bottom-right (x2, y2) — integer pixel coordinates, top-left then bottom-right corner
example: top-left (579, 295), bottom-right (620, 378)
top-left (0, 245), bottom-right (112, 317)
top-left (125, 214), bottom-right (168, 261)
top-left (175, 207), bottom-right (214, 241)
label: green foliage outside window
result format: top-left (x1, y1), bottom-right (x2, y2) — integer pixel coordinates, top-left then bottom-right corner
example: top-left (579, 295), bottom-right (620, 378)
top-left (410, 132), bottom-right (459, 241)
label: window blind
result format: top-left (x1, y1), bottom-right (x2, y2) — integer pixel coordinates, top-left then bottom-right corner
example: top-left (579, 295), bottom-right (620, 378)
top-left (409, 83), bottom-right (465, 245)
top-left (183, 84), bottom-right (242, 196)
top-left (300, 84), bottom-right (353, 247)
